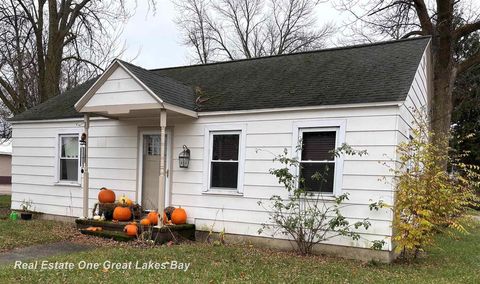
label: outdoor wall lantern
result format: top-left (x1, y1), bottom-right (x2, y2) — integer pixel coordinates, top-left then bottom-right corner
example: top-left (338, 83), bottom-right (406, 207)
top-left (179, 145), bottom-right (191, 168)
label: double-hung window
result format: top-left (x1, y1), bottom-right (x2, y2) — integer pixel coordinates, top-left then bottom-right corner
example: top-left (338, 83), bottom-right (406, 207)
top-left (204, 125), bottom-right (246, 193)
top-left (210, 132), bottom-right (240, 189)
top-left (58, 134), bottom-right (80, 183)
top-left (298, 128), bottom-right (339, 194)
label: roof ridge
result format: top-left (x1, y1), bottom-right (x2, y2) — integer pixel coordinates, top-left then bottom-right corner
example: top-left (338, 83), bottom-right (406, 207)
top-left (149, 36), bottom-right (431, 72)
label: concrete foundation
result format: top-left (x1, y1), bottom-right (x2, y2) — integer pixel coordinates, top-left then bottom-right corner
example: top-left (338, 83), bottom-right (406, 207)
top-left (196, 231), bottom-right (396, 263)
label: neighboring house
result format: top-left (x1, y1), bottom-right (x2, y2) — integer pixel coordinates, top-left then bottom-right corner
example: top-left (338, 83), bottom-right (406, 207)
top-left (0, 151), bottom-right (12, 194)
top-left (9, 37), bottom-right (431, 261)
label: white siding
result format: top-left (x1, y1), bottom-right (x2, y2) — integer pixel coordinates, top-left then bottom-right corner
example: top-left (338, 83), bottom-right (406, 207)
top-left (10, 47), bottom-right (431, 252)
top-left (84, 67), bottom-right (157, 108)
top-left (171, 106), bottom-right (400, 250)
top-left (397, 43), bottom-right (430, 142)
top-left (11, 119), bottom-right (138, 216)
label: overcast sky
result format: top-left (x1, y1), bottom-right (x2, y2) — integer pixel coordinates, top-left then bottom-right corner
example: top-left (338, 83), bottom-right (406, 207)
top-left (120, 0), bottom-right (349, 69)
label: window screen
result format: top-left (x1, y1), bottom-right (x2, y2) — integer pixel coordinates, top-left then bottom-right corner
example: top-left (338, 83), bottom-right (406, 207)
top-left (59, 135), bottom-right (79, 181)
top-left (299, 131), bottom-right (336, 193)
top-left (210, 134), bottom-right (239, 188)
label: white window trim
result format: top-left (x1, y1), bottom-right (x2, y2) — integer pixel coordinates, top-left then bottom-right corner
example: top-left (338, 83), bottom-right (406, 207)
top-left (54, 129), bottom-right (82, 186)
top-left (203, 124), bottom-right (246, 194)
top-left (292, 119), bottom-right (346, 196)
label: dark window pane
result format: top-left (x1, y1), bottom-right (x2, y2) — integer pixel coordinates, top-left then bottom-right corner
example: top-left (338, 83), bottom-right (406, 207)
top-left (300, 162), bottom-right (335, 193)
top-left (211, 162), bottom-right (238, 188)
top-left (301, 131), bottom-right (336, 161)
top-left (60, 159), bottom-right (78, 181)
top-left (212, 134), bottom-right (239, 160)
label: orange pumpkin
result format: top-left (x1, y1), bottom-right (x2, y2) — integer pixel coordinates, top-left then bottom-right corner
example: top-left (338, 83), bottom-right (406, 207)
top-left (147, 211), bottom-right (159, 225)
top-left (113, 206), bottom-right (131, 221)
top-left (171, 207), bottom-right (187, 225)
top-left (98, 187), bottom-right (115, 203)
top-left (124, 223), bottom-right (138, 236)
top-left (140, 218), bottom-right (151, 226)
top-left (118, 195), bottom-right (132, 207)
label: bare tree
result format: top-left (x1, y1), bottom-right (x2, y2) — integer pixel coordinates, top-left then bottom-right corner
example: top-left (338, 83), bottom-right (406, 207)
top-left (174, 0), bottom-right (333, 63)
top-left (335, 0), bottom-right (480, 149)
top-left (0, 0), bottom-right (152, 116)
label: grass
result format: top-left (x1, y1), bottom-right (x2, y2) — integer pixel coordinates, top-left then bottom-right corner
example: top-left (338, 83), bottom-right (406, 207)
top-left (0, 195), bottom-right (479, 283)
top-left (0, 219), bottom-right (76, 252)
top-left (0, 222), bottom-right (478, 283)
top-left (0, 195), bottom-right (10, 219)
top-left (0, 195), bottom-right (10, 208)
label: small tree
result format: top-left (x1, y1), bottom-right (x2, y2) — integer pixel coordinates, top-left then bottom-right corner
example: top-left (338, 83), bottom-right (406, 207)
top-left (258, 144), bottom-right (382, 255)
top-left (391, 113), bottom-right (479, 258)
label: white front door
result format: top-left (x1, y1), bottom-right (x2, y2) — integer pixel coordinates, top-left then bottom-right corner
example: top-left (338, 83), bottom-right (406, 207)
top-left (138, 130), bottom-right (171, 210)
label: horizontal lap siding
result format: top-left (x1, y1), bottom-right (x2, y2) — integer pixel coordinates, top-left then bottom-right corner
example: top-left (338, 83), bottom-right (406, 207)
top-left (171, 107), bottom-right (399, 250)
top-left (11, 119), bottom-right (138, 216)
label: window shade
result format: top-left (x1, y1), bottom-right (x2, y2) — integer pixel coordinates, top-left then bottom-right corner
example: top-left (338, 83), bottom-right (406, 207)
top-left (212, 134), bottom-right (239, 160)
top-left (301, 131), bottom-right (336, 161)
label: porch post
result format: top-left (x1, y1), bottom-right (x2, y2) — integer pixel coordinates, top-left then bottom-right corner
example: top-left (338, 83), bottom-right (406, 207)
top-left (157, 109), bottom-right (167, 226)
top-left (82, 114), bottom-right (90, 218)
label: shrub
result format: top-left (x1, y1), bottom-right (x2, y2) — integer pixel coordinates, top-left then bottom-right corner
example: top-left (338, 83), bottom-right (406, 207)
top-left (391, 115), bottom-right (479, 258)
top-left (258, 144), bottom-right (381, 255)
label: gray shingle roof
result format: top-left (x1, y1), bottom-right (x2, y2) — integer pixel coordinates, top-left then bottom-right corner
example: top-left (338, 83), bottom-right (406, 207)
top-left (12, 36), bottom-right (430, 121)
top-left (117, 60), bottom-right (196, 110)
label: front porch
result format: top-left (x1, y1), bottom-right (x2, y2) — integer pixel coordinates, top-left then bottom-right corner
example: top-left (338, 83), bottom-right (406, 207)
top-left (75, 218), bottom-right (196, 243)
top-left (74, 59), bottom-right (197, 216)
top-left (72, 59), bottom-right (198, 241)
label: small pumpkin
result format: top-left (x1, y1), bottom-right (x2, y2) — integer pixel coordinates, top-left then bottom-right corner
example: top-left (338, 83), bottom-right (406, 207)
top-left (171, 207), bottom-right (187, 225)
top-left (98, 187), bottom-right (115, 203)
top-left (163, 206), bottom-right (175, 225)
top-left (147, 211), bottom-right (159, 225)
top-left (118, 195), bottom-right (132, 207)
top-left (124, 223), bottom-right (138, 236)
top-left (140, 218), bottom-right (151, 226)
top-left (113, 206), bottom-right (132, 221)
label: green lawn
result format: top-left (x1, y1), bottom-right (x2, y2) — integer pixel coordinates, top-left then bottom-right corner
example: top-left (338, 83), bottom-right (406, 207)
top-left (0, 219), bottom-right (76, 252)
top-left (0, 195), bottom-right (11, 219)
top-left (0, 194), bottom-right (479, 283)
top-left (0, 195), bottom-right (10, 208)
top-left (0, 222), bottom-right (478, 283)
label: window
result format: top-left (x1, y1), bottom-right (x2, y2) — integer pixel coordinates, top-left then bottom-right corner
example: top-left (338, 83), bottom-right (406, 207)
top-left (203, 125), bottom-right (246, 193)
top-left (299, 130), bottom-right (337, 193)
top-left (293, 120), bottom-right (345, 195)
top-left (210, 132), bottom-right (240, 189)
top-left (58, 134), bottom-right (80, 182)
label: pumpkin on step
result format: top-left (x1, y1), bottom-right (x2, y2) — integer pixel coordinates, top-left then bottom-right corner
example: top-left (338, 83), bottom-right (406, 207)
top-left (140, 218), bottom-right (151, 226)
top-left (98, 187), bottom-right (115, 203)
top-left (113, 206), bottom-right (132, 221)
top-left (118, 195), bottom-right (132, 207)
top-left (124, 223), bottom-right (138, 236)
top-left (147, 211), bottom-right (159, 225)
top-left (171, 207), bottom-right (187, 225)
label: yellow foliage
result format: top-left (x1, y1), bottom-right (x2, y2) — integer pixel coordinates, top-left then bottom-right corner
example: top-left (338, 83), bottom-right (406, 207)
top-left (392, 113), bottom-right (479, 258)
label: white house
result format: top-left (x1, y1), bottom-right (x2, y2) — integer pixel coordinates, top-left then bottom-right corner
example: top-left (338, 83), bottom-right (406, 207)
top-left (9, 37), bottom-right (431, 261)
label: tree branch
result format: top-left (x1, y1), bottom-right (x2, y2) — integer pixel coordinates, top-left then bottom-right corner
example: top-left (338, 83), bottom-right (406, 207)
top-left (457, 50), bottom-right (480, 75)
top-left (454, 20), bottom-right (480, 40)
top-left (412, 0), bottom-right (433, 34)
top-left (401, 30), bottom-right (427, 38)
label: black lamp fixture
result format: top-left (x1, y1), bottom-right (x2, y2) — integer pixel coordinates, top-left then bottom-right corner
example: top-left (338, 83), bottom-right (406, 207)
top-left (179, 145), bottom-right (190, 168)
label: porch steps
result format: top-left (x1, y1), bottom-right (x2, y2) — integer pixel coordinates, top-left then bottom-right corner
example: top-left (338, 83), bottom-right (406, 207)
top-left (75, 219), bottom-right (196, 244)
top-left (79, 229), bottom-right (135, 242)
